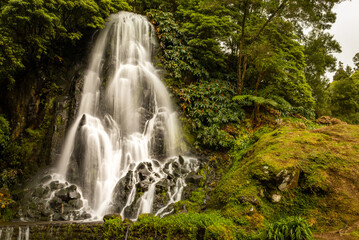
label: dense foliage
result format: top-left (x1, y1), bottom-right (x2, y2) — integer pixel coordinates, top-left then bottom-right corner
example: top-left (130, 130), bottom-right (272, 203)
top-left (0, 0), bottom-right (131, 88)
top-left (174, 80), bottom-right (244, 149)
top-left (328, 68), bottom-right (359, 124)
top-left (147, 9), bottom-right (207, 82)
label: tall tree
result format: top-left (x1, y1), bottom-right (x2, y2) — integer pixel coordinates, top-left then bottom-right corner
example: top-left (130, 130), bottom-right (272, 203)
top-left (176, 0), bottom-right (236, 73)
top-left (353, 52), bottom-right (359, 71)
top-left (303, 30), bottom-right (341, 116)
top-left (234, 0), bottom-right (344, 95)
top-left (329, 70), bottom-right (359, 123)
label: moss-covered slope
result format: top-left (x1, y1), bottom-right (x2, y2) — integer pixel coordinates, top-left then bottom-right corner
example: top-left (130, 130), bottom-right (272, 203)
top-left (209, 123), bottom-right (359, 233)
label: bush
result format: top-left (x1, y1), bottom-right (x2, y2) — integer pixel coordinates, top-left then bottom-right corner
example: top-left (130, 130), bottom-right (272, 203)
top-left (263, 216), bottom-right (313, 240)
top-left (147, 9), bottom-right (207, 84)
top-left (174, 80), bottom-right (245, 149)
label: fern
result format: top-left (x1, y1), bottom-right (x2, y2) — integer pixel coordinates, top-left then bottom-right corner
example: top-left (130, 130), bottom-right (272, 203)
top-left (264, 216), bottom-right (314, 240)
top-left (233, 95), bottom-right (278, 107)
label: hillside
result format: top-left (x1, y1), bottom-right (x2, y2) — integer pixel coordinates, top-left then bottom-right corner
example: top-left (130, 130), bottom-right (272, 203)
top-left (209, 123), bottom-right (359, 235)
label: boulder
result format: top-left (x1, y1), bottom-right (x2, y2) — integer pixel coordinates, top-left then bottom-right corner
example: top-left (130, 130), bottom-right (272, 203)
top-left (276, 169), bottom-right (300, 191)
top-left (55, 188), bottom-right (69, 201)
top-left (272, 194), bottom-right (281, 203)
top-left (185, 173), bottom-right (203, 184)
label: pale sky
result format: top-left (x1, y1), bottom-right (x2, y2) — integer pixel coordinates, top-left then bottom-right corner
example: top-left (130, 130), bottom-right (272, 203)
top-left (327, 0), bottom-right (359, 78)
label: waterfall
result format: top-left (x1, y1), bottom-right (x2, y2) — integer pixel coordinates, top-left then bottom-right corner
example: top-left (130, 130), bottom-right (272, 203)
top-left (44, 12), bottom-right (198, 221)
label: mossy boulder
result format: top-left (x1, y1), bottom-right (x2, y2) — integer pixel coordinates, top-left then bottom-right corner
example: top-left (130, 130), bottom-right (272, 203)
top-left (209, 123), bottom-right (359, 232)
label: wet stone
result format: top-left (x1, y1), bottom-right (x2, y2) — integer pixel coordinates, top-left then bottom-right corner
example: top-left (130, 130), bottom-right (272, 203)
top-left (50, 181), bottom-right (66, 190)
top-left (49, 196), bottom-right (63, 209)
top-left (41, 209), bottom-right (52, 217)
top-left (179, 155), bottom-right (185, 165)
top-left (185, 173), bottom-right (203, 184)
top-left (52, 213), bottom-right (62, 221)
top-left (69, 199), bottom-right (83, 209)
top-left (69, 189), bottom-right (81, 199)
top-left (33, 187), bottom-right (46, 198)
top-left (55, 188), bottom-right (69, 201)
top-left (181, 168), bottom-right (190, 174)
top-left (40, 175), bottom-right (52, 184)
top-left (166, 174), bottom-right (175, 180)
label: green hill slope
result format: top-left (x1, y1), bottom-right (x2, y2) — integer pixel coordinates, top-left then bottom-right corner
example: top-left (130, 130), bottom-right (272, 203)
top-left (210, 123), bottom-right (359, 235)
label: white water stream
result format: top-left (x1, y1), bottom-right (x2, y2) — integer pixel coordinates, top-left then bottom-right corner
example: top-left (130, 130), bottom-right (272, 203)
top-left (53, 12), bottom-right (197, 220)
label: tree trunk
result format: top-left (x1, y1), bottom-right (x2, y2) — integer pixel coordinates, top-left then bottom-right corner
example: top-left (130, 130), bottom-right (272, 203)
top-left (254, 71), bottom-right (263, 96)
top-left (253, 72), bottom-right (264, 124)
top-left (237, 0), bottom-right (249, 95)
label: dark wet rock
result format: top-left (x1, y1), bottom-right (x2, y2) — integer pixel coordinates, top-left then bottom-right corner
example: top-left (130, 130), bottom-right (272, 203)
top-left (179, 155), bottom-right (185, 165)
top-left (69, 199), bottom-right (83, 209)
top-left (152, 194), bottom-right (166, 213)
top-left (181, 168), bottom-right (190, 174)
top-left (81, 212), bottom-right (92, 219)
top-left (41, 208), bottom-right (52, 217)
top-left (137, 180), bottom-right (150, 192)
top-left (43, 186), bottom-right (51, 198)
top-left (172, 167), bottom-right (181, 178)
top-left (40, 175), bottom-right (52, 184)
top-left (33, 187), bottom-right (46, 198)
top-left (152, 160), bottom-right (161, 168)
top-left (52, 213), bottom-right (62, 221)
top-left (55, 188), bottom-right (69, 201)
top-left (111, 171), bottom-right (135, 213)
top-left (155, 179), bottom-right (169, 193)
top-left (166, 173), bottom-right (175, 181)
top-left (50, 181), bottom-right (66, 190)
top-left (49, 196), bottom-right (63, 210)
top-left (185, 173), bottom-right (203, 184)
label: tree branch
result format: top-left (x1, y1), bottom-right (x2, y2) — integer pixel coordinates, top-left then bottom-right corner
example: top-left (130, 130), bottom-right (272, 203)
top-left (252, 0), bottom-right (289, 42)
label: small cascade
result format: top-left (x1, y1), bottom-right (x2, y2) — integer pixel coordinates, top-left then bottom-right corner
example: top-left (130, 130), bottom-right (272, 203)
top-left (20, 11), bottom-right (198, 221)
top-left (0, 226), bottom-right (29, 240)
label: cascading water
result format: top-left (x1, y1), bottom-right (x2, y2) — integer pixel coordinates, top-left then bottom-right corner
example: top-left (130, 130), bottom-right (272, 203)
top-left (21, 12), bottom-right (198, 221)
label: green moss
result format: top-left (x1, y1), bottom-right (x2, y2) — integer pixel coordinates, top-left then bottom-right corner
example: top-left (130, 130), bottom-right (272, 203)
top-left (183, 122), bottom-right (195, 147)
top-left (350, 229), bottom-right (359, 238)
top-left (103, 212), bottom-right (240, 240)
top-left (208, 124), bottom-right (359, 233)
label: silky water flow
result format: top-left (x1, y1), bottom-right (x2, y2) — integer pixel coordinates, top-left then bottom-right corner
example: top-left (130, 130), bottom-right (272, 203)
top-left (19, 12), bottom-right (198, 222)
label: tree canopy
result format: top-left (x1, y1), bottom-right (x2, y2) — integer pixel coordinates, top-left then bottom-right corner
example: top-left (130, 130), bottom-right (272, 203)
top-left (0, 0), bottom-right (131, 89)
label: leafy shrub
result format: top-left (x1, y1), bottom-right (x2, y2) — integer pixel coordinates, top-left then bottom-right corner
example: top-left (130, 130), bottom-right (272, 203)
top-left (233, 95), bottom-right (315, 120)
top-left (233, 95), bottom-right (279, 109)
top-left (174, 80), bottom-right (245, 149)
top-left (263, 216), bottom-right (313, 240)
top-left (0, 115), bottom-right (10, 151)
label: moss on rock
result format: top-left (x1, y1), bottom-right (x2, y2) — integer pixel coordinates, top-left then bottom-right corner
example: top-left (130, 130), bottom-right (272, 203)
top-left (209, 123), bottom-right (359, 233)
